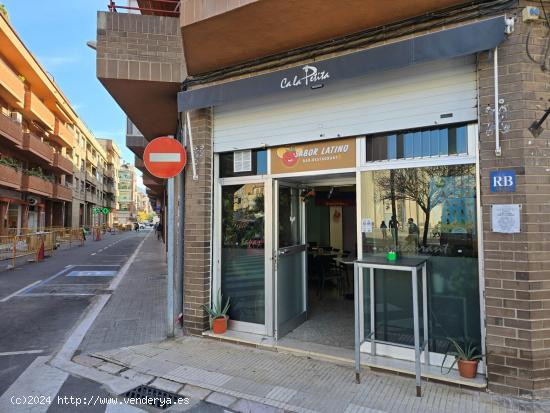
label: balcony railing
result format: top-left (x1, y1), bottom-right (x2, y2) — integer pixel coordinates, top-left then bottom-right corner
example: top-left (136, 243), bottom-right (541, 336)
top-left (0, 112), bottom-right (23, 147)
top-left (53, 152), bottom-right (74, 175)
top-left (22, 133), bottom-right (54, 164)
top-left (24, 90), bottom-right (55, 130)
top-left (21, 175), bottom-right (54, 197)
top-left (108, 0), bottom-right (180, 16)
top-left (53, 119), bottom-right (76, 148)
top-left (0, 57), bottom-right (25, 107)
top-left (0, 163), bottom-right (23, 190)
top-left (53, 183), bottom-right (72, 201)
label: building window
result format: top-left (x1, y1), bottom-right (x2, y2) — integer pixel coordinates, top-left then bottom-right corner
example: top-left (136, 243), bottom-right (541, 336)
top-left (220, 149), bottom-right (268, 178)
top-left (366, 124), bottom-right (469, 162)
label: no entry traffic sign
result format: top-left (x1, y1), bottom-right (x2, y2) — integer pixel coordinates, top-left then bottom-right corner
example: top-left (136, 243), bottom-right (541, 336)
top-left (144, 137), bottom-right (187, 179)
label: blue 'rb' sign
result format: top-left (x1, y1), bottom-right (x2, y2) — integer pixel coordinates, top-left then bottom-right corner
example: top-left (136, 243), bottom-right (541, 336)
top-left (490, 170), bottom-right (516, 192)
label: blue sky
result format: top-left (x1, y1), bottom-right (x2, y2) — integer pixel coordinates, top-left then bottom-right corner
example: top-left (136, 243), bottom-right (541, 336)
top-left (2, 0), bottom-right (143, 187)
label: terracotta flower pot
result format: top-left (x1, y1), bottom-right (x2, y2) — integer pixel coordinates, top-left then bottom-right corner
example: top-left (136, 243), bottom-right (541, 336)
top-left (458, 359), bottom-right (478, 378)
top-left (212, 315), bottom-right (228, 334)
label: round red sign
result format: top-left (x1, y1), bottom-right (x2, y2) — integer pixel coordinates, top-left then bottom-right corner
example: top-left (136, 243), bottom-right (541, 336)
top-left (144, 137), bottom-right (187, 179)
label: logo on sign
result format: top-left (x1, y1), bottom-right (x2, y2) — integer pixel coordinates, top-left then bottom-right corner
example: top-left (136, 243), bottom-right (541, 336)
top-left (280, 65), bottom-right (330, 89)
top-left (490, 170), bottom-right (516, 192)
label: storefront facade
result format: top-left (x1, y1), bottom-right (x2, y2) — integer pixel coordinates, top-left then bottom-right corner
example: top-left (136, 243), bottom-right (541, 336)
top-left (179, 16), bottom-right (501, 378)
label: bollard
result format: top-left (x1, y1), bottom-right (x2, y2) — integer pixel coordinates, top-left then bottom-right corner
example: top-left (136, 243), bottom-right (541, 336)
top-left (12, 235), bottom-right (16, 269)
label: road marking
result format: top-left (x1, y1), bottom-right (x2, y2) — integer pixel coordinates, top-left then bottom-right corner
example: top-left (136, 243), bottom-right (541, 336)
top-left (0, 280), bottom-right (42, 302)
top-left (17, 266), bottom-right (75, 295)
top-left (0, 356), bottom-right (68, 413)
top-left (21, 293), bottom-right (95, 297)
top-left (0, 350), bottom-right (44, 356)
top-left (105, 404), bottom-right (145, 412)
top-left (91, 253), bottom-right (96, 256)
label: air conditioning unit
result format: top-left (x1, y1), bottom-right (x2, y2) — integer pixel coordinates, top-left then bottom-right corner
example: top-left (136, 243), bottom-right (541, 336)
top-left (28, 197), bottom-right (39, 206)
top-left (10, 111), bottom-right (23, 124)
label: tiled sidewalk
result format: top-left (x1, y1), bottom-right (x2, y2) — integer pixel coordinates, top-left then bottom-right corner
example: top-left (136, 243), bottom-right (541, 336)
top-left (78, 231), bottom-right (168, 354)
top-left (75, 336), bottom-right (549, 413)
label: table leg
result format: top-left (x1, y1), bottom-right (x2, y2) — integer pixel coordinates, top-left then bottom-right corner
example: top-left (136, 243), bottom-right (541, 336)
top-left (370, 267), bottom-right (375, 356)
top-left (422, 263), bottom-right (429, 366)
top-left (354, 263), bottom-right (361, 384)
top-left (412, 267), bottom-right (421, 397)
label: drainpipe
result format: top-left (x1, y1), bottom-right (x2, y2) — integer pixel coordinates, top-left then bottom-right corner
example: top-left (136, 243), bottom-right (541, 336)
top-left (494, 47), bottom-right (501, 157)
top-left (176, 115), bottom-right (185, 333)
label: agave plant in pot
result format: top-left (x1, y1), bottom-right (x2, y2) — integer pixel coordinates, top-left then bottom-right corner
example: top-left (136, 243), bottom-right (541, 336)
top-left (441, 338), bottom-right (483, 378)
top-left (202, 289), bottom-right (230, 334)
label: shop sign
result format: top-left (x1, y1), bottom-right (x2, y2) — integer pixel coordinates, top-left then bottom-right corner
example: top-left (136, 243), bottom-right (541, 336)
top-left (490, 170), bottom-right (516, 192)
top-left (271, 138), bottom-right (356, 174)
top-left (92, 207), bottom-right (110, 215)
top-left (280, 64), bottom-right (330, 90)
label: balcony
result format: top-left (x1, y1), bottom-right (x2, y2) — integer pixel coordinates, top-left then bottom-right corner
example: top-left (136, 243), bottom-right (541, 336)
top-left (0, 57), bottom-right (25, 108)
top-left (0, 163), bottom-right (22, 190)
top-left (104, 182), bottom-right (115, 194)
top-left (86, 192), bottom-right (100, 205)
top-left (53, 152), bottom-right (74, 175)
top-left (24, 90), bottom-right (55, 131)
top-left (104, 168), bottom-right (114, 179)
top-left (180, 0), bottom-right (469, 75)
top-left (53, 119), bottom-right (76, 148)
top-left (21, 175), bottom-right (54, 197)
top-left (96, 12), bottom-right (183, 140)
top-left (86, 173), bottom-right (99, 187)
top-left (22, 133), bottom-right (54, 165)
top-left (127, 135), bottom-right (147, 158)
top-left (53, 183), bottom-right (72, 202)
top-left (0, 112), bottom-right (23, 147)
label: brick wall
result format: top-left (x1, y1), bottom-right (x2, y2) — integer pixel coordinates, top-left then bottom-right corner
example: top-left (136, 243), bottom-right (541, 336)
top-left (182, 108), bottom-right (213, 335)
top-left (479, 0), bottom-right (550, 399)
top-left (96, 12), bottom-right (185, 83)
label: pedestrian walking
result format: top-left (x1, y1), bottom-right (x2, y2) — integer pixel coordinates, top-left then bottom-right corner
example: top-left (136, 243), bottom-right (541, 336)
top-left (156, 222), bottom-right (163, 241)
top-left (380, 221), bottom-right (387, 239)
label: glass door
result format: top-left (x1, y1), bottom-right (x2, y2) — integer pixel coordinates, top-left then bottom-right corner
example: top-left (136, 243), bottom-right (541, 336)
top-left (274, 181), bottom-right (307, 339)
top-left (220, 183), bottom-right (266, 330)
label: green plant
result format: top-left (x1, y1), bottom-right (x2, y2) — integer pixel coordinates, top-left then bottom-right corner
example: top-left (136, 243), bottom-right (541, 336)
top-left (0, 4), bottom-right (9, 21)
top-left (201, 289), bottom-right (230, 322)
top-left (441, 337), bottom-right (483, 374)
top-left (24, 167), bottom-right (53, 182)
top-left (0, 156), bottom-right (21, 171)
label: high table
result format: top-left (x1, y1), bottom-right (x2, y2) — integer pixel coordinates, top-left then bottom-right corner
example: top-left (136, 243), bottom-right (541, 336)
top-left (354, 256), bottom-right (428, 397)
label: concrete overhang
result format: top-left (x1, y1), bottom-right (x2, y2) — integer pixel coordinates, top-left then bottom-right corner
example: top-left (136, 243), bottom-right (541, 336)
top-left (180, 0), bottom-right (472, 75)
top-left (96, 12), bottom-right (184, 141)
top-left (99, 78), bottom-right (180, 141)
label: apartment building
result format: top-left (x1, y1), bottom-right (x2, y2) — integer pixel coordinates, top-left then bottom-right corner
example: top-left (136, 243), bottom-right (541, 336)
top-left (0, 10), bottom-right (121, 234)
top-left (117, 162), bottom-right (137, 225)
top-left (0, 10), bottom-right (75, 234)
top-left (99, 138), bottom-right (121, 227)
top-left (95, 0), bottom-right (550, 400)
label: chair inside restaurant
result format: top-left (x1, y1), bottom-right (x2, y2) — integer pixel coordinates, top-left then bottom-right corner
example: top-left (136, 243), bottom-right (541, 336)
top-left (284, 185), bottom-right (357, 349)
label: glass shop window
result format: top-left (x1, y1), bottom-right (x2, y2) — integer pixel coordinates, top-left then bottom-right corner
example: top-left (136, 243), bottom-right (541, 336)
top-left (366, 124), bottom-right (469, 162)
top-left (360, 164), bottom-right (480, 354)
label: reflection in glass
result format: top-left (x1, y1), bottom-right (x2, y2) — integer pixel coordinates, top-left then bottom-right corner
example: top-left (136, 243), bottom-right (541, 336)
top-left (361, 164), bottom-right (479, 353)
top-left (221, 184), bottom-right (265, 324)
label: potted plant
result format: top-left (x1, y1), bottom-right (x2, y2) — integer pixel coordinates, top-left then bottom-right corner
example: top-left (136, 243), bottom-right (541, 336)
top-left (441, 337), bottom-right (483, 378)
top-left (202, 289), bottom-right (230, 334)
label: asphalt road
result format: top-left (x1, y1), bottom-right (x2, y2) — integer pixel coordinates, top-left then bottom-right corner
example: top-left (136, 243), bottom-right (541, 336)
top-left (0, 230), bottom-right (144, 412)
top-left (0, 229), bottom-right (229, 413)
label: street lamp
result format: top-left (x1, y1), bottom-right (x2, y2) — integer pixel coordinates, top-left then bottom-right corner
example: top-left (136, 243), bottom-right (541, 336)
top-left (528, 107), bottom-right (550, 138)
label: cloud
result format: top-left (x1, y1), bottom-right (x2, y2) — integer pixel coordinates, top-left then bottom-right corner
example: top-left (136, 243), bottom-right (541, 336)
top-left (38, 55), bottom-right (80, 69)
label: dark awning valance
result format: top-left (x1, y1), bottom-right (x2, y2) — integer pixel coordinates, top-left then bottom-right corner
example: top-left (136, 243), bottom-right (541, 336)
top-left (178, 16), bottom-right (505, 112)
